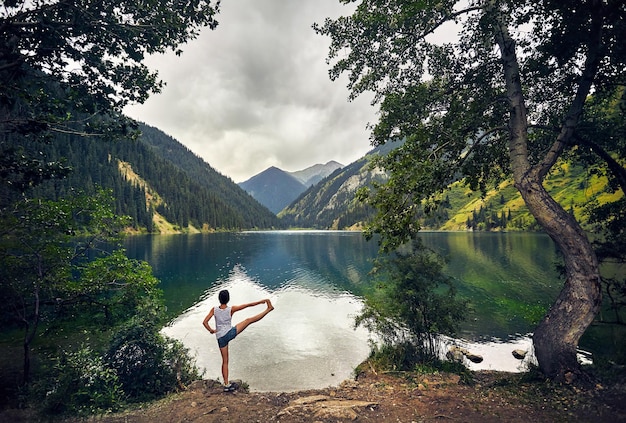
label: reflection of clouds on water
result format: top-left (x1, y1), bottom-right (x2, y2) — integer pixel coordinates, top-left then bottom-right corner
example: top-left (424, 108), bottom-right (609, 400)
top-left (441, 335), bottom-right (592, 372)
top-left (162, 264), bottom-right (371, 392)
top-left (442, 335), bottom-right (535, 372)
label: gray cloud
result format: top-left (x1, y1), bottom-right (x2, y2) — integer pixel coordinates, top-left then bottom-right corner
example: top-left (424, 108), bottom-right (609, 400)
top-left (124, 0), bottom-right (376, 182)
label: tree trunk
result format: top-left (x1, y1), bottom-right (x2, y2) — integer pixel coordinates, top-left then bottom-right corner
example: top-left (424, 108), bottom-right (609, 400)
top-left (491, 3), bottom-right (603, 381)
top-left (517, 176), bottom-right (602, 381)
top-left (23, 336), bottom-right (31, 385)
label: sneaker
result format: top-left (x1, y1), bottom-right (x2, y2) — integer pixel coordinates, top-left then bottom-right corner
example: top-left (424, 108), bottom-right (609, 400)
top-left (223, 383), bottom-right (235, 392)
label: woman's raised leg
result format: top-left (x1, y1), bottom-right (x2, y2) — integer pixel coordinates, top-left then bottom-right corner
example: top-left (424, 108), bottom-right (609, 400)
top-left (235, 299), bottom-right (274, 335)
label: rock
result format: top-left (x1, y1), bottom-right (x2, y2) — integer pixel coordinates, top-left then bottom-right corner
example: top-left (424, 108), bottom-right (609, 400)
top-left (446, 347), bottom-right (465, 362)
top-left (512, 349), bottom-right (527, 360)
top-left (447, 345), bottom-right (483, 363)
top-left (280, 395), bottom-right (378, 421)
top-left (290, 395), bottom-right (329, 405)
top-left (466, 352), bottom-right (483, 363)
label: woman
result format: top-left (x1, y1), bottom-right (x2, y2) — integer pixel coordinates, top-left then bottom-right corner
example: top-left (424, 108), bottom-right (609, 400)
top-left (202, 289), bottom-right (274, 391)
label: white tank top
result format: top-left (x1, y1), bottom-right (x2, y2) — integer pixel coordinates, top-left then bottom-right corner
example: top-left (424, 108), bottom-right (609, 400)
top-left (214, 306), bottom-right (232, 339)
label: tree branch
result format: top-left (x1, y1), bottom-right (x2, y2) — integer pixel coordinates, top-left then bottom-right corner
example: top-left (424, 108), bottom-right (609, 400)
top-left (532, 0), bottom-right (606, 181)
top-left (575, 134), bottom-right (626, 196)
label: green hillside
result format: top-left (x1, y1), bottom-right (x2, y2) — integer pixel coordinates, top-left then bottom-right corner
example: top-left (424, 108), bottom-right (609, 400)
top-left (439, 161), bottom-right (622, 232)
top-left (279, 143), bottom-right (395, 229)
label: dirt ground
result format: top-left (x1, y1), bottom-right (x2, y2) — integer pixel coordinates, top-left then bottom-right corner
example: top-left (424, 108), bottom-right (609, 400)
top-left (1, 367), bottom-right (618, 423)
top-left (1, 366), bottom-right (624, 422)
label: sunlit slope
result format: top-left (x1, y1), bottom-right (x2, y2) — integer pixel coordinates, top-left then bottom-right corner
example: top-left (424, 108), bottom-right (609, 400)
top-left (439, 161), bottom-right (622, 231)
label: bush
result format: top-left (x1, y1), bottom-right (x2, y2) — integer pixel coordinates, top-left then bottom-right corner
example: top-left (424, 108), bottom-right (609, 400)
top-left (366, 342), bottom-right (424, 371)
top-left (31, 345), bottom-right (124, 416)
top-left (357, 240), bottom-right (468, 365)
top-left (104, 319), bottom-right (200, 402)
top-left (361, 342), bottom-right (473, 384)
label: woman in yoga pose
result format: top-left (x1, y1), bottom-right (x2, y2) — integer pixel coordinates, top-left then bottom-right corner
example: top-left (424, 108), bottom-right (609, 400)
top-left (203, 289), bottom-right (274, 391)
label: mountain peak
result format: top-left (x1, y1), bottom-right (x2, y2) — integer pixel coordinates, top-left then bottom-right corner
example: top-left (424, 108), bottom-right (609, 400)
top-left (238, 161), bottom-right (344, 214)
top-left (289, 161), bottom-right (343, 187)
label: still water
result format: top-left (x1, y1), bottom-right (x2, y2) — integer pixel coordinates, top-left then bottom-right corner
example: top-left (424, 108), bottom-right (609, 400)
top-left (122, 231), bottom-right (595, 391)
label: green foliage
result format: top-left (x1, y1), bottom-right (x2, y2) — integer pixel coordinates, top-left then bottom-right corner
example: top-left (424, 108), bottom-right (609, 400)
top-left (0, 188), bottom-right (130, 329)
top-left (31, 345), bottom-right (124, 417)
top-left (0, 0), bottom-right (220, 138)
top-left (72, 250), bottom-right (163, 326)
top-left (104, 317), bottom-right (200, 402)
top-left (365, 341), bottom-right (424, 372)
top-left (363, 342), bottom-right (473, 385)
top-left (0, 188), bottom-right (172, 388)
top-left (315, 0), bottom-right (625, 248)
top-left (356, 241), bottom-right (467, 363)
top-left (413, 359), bottom-right (473, 384)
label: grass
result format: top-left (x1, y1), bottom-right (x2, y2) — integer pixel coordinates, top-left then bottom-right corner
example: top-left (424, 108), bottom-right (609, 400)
top-left (438, 161), bottom-right (623, 231)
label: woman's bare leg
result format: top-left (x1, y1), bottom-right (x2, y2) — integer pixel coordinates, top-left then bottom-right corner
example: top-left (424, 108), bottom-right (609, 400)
top-left (235, 299), bottom-right (274, 335)
top-left (219, 345), bottom-right (229, 385)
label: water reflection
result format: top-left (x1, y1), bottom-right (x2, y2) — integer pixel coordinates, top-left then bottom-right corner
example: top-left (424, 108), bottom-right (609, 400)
top-left (163, 265), bottom-right (371, 392)
top-left (419, 232), bottom-right (562, 339)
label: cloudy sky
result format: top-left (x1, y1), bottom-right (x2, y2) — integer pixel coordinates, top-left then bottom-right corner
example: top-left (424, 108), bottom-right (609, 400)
top-left (124, 0), bottom-right (377, 183)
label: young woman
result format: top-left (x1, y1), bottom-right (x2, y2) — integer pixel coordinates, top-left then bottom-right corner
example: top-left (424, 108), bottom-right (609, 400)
top-left (202, 289), bottom-right (274, 391)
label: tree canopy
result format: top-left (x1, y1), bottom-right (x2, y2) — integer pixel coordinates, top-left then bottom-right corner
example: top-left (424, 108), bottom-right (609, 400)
top-left (0, 0), bottom-right (220, 138)
top-left (316, 0), bottom-right (625, 381)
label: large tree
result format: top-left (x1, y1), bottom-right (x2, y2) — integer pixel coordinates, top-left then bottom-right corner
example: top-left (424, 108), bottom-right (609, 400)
top-left (0, 189), bottom-right (160, 384)
top-left (316, 0), bottom-right (625, 381)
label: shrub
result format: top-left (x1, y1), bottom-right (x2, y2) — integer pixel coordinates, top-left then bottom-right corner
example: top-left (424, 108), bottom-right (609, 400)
top-left (104, 318), bottom-right (200, 402)
top-left (32, 345), bottom-right (123, 416)
top-left (357, 240), bottom-right (468, 365)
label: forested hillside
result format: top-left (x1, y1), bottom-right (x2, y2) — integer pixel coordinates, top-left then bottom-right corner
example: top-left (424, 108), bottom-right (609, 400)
top-left (7, 119), bottom-right (618, 234)
top-left (9, 124), bottom-right (282, 232)
top-left (239, 161), bottom-right (344, 214)
top-left (137, 124), bottom-right (282, 229)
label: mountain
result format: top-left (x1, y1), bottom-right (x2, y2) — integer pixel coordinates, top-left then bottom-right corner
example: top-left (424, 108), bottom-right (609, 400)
top-left (238, 167), bottom-right (306, 214)
top-left (289, 161), bottom-right (344, 187)
top-left (239, 161), bottom-right (344, 214)
top-left (13, 123), bottom-right (283, 232)
top-left (279, 144), bottom-right (397, 229)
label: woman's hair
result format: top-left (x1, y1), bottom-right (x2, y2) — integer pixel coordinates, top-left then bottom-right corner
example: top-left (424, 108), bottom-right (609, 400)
top-left (218, 289), bottom-right (230, 305)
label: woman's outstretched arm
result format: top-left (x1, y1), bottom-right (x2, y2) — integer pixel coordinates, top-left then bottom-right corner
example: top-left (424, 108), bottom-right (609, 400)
top-left (231, 299), bottom-right (269, 314)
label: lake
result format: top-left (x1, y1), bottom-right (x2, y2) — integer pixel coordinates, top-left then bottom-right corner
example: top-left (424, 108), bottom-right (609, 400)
top-left (122, 231), bottom-right (610, 391)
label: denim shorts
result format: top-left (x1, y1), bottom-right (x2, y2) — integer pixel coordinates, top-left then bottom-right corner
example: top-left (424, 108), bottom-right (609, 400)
top-left (217, 326), bottom-right (237, 348)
